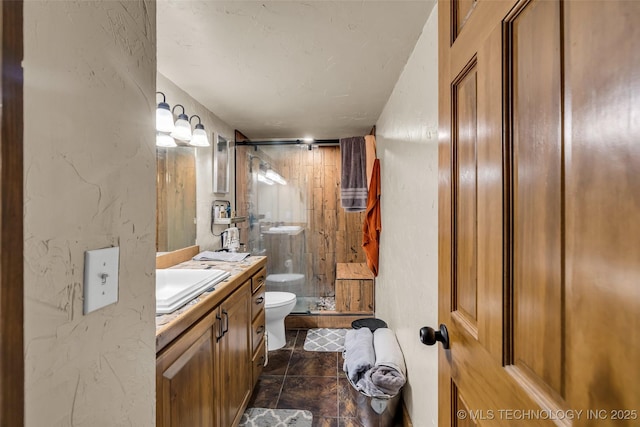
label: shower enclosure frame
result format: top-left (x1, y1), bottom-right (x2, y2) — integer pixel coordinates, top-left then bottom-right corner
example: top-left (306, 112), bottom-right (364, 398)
top-left (234, 137), bottom-right (366, 314)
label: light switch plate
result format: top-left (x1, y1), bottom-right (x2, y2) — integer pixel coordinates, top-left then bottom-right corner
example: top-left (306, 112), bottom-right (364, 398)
top-left (83, 246), bottom-right (119, 314)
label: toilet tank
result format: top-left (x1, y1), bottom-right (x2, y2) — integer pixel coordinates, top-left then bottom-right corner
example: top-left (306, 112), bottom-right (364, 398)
top-left (265, 273), bottom-right (305, 294)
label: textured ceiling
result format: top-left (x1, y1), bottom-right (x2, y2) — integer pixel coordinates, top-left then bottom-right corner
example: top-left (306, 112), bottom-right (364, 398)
top-left (157, 1), bottom-right (435, 140)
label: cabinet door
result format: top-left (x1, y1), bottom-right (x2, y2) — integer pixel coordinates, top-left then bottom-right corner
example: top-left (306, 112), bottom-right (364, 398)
top-left (157, 311), bottom-right (219, 427)
top-left (218, 280), bottom-right (252, 427)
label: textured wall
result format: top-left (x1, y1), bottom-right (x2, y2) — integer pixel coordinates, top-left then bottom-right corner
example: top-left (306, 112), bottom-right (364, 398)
top-left (375, 5), bottom-right (439, 426)
top-left (157, 73), bottom-right (236, 252)
top-left (23, 2), bottom-right (156, 426)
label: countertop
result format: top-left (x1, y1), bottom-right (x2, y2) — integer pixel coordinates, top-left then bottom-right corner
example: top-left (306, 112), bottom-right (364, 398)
top-left (155, 255), bottom-right (266, 353)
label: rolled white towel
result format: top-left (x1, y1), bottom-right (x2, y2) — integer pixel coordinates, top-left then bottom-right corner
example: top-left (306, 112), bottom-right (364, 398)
top-left (371, 328), bottom-right (406, 395)
top-left (342, 328), bottom-right (375, 383)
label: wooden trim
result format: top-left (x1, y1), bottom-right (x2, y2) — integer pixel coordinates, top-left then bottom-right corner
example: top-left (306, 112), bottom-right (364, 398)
top-left (400, 399), bottom-right (413, 427)
top-left (449, 55), bottom-right (478, 324)
top-left (156, 245), bottom-right (200, 269)
top-left (451, 0), bottom-right (479, 44)
top-left (502, 0), bottom-right (535, 369)
top-left (336, 262), bottom-right (374, 280)
top-left (234, 129), bottom-right (250, 144)
top-left (0, 1), bottom-right (24, 426)
top-left (284, 314), bottom-right (367, 329)
top-left (437, 2), bottom-right (454, 427)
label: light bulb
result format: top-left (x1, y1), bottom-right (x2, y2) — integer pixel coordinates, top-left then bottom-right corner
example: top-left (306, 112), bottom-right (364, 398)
top-left (190, 124), bottom-right (210, 147)
top-left (156, 103), bottom-right (174, 133)
top-left (170, 105), bottom-right (192, 141)
top-left (171, 115), bottom-right (192, 141)
top-left (156, 132), bottom-right (177, 147)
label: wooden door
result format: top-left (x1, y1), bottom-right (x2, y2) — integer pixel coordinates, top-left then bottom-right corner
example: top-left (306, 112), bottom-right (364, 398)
top-left (438, 1), bottom-right (640, 426)
top-left (218, 280), bottom-right (252, 427)
top-left (156, 310), bottom-right (219, 427)
top-left (0, 2), bottom-right (24, 426)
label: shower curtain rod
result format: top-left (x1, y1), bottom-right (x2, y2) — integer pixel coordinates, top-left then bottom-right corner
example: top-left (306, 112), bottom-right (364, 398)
top-left (235, 139), bottom-right (339, 147)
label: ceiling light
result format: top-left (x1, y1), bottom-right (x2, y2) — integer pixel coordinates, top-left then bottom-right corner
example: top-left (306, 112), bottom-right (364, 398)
top-left (156, 131), bottom-right (177, 147)
top-left (303, 137), bottom-right (314, 142)
top-left (170, 104), bottom-right (192, 141)
top-left (265, 169), bottom-right (287, 185)
top-left (155, 92), bottom-right (174, 133)
top-left (257, 173), bottom-right (274, 185)
top-left (189, 115), bottom-right (210, 147)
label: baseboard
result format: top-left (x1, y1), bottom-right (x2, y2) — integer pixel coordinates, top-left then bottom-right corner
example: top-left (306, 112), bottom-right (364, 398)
top-left (285, 313), bottom-right (373, 329)
top-left (401, 399), bottom-right (413, 427)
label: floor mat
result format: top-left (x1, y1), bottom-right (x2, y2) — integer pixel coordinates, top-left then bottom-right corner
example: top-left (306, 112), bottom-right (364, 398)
top-left (303, 328), bottom-right (349, 352)
top-left (239, 408), bottom-right (313, 427)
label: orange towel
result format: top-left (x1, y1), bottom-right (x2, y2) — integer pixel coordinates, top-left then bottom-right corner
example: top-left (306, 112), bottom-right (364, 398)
top-left (365, 135), bottom-right (377, 189)
top-left (362, 159), bottom-right (381, 276)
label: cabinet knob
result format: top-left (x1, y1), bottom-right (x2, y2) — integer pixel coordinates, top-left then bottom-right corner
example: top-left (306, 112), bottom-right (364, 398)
top-left (256, 325), bottom-right (264, 335)
top-left (255, 296), bottom-right (264, 305)
top-left (419, 324), bottom-right (450, 349)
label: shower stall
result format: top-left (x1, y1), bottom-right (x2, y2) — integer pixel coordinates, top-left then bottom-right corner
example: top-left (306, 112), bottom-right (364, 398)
top-left (235, 143), bottom-right (366, 314)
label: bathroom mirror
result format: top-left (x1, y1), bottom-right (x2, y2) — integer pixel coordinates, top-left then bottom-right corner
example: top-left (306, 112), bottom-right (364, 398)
top-left (213, 134), bottom-right (230, 193)
top-left (156, 146), bottom-right (197, 252)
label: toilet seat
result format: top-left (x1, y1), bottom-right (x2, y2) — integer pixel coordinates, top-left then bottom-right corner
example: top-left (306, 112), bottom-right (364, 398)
top-left (265, 291), bottom-right (296, 309)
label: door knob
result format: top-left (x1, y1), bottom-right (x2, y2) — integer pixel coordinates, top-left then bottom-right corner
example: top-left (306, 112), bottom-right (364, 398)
top-left (420, 324), bottom-right (450, 349)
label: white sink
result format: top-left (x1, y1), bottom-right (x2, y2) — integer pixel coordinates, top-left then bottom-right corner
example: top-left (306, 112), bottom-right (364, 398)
top-left (156, 269), bottom-right (230, 314)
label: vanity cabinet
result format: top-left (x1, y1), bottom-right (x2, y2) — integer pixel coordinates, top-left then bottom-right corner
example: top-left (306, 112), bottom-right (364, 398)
top-left (156, 310), bottom-right (220, 427)
top-left (156, 260), bottom-right (266, 427)
top-left (217, 280), bottom-right (251, 427)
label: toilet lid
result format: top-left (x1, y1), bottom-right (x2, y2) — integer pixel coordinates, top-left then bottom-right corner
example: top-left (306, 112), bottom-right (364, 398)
top-left (265, 291), bottom-right (296, 308)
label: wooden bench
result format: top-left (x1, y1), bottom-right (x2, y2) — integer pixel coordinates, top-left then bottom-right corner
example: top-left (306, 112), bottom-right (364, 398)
top-left (335, 263), bottom-right (374, 314)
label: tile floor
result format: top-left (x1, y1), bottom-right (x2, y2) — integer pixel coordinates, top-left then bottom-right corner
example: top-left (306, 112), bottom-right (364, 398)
top-left (247, 329), bottom-right (403, 427)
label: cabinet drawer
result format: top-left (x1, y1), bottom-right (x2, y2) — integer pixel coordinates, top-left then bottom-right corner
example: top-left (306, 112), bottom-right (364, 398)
top-left (251, 267), bottom-right (266, 293)
top-left (252, 338), bottom-right (266, 387)
top-left (251, 287), bottom-right (265, 320)
top-left (251, 314), bottom-right (265, 354)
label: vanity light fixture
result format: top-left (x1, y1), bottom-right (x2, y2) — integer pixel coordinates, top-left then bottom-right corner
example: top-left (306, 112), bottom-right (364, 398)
top-left (170, 104), bottom-right (192, 142)
top-left (156, 131), bottom-right (177, 147)
top-left (189, 115), bottom-right (210, 147)
top-left (155, 92), bottom-right (175, 133)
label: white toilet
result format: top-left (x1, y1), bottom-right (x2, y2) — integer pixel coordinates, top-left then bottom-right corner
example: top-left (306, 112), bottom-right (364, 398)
top-left (265, 273), bottom-right (305, 294)
top-left (265, 291), bottom-right (297, 351)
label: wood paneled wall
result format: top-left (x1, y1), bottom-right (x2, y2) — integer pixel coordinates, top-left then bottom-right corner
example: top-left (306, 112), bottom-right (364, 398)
top-left (236, 145), bottom-right (365, 298)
